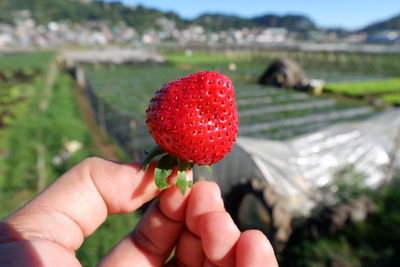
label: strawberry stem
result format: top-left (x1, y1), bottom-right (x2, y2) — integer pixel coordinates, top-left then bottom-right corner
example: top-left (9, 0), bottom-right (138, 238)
top-left (141, 144), bottom-right (166, 170)
top-left (204, 165), bottom-right (212, 172)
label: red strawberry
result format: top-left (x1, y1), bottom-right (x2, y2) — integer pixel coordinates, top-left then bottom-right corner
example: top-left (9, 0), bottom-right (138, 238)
top-left (143, 71), bottom-right (238, 193)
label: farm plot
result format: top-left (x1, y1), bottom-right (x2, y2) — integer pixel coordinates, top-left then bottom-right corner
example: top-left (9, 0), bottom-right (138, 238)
top-left (0, 52), bottom-right (54, 127)
top-left (324, 78), bottom-right (400, 106)
top-left (166, 51), bottom-right (388, 84)
top-left (84, 63), bottom-right (376, 157)
top-left (0, 52), bottom-right (54, 71)
top-left (324, 78), bottom-right (400, 96)
top-left (380, 93), bottom-right (400, 105)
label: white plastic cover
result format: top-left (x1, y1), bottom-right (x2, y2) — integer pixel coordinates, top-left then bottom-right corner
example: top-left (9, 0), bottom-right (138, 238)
top-left (200, 109), bottom-right (400, 217)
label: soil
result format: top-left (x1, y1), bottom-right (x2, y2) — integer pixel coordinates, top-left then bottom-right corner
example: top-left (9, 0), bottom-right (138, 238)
top-left (74, 83), bottom-right (120, 161)
top-left (0, 69), bottom-right (41, 83)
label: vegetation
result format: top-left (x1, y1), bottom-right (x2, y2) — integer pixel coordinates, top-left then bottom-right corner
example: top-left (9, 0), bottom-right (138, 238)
top-left (0, 0), bottom-right (316, 33)
top-left (84, 64), bottom-right (191, 119)
top-left (0, 0), bottom-right (185, 32)
top-left (252, 14), bottom-right (316, 31)
top-left (2, 49), bottom-right (398, 266)
top-left (0, 59), bottom-right (95, 215)
top-left (0, 54), bottom-right (141, 266)
top-left (82, 51), bottom-right (376, 158)
top-left (192, 13), bottom-right (316, 32)
top-left (0, 52), bottom-right (54, 71)
top-left (324, 78), bottom-right (400, 96)
top-left (0, 0), bottom-right (398, 39)
top-left (280, 177), bottom-right (400, 267)
top-left (380, 93), bottom-right (400, 105)
top-left (362, 13), bottom-right (400, 33)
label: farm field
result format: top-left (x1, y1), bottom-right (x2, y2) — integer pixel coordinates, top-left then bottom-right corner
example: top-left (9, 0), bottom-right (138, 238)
top-left (0, 52), bottom-right (140, 266)
top-left (83, 51), bottom-right (378, 157)
top-left (1, 49), bottom-right (399, 266)
top-left (168, 51), bottom-right (388, 83)
top-left (325, 78), bottom-right (400, 96)
top-left (324, 78), bottom-right (400, 106)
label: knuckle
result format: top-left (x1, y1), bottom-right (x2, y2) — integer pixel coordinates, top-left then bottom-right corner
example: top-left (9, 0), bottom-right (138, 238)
top-left (80, 156), bottom-right (104, 168)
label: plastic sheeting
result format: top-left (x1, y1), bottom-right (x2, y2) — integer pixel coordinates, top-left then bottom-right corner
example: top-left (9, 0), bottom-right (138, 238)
top-left (197, 109), bottom-right (400, 218)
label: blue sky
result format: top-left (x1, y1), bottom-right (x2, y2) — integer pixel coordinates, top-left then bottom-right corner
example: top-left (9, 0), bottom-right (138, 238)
top-left (113, 0), bottom-right (400, 30)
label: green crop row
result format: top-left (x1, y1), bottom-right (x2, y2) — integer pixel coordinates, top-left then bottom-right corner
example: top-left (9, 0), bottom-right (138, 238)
top-left (85, 61), bottom-right (376, 143)
top-left (167, 50), bottom-right (252, 65)
top-left (84, 64), bottom-right (192, 119)
top-left (0, 52), bottom-right (54, 71)
top-left (324, 78), bottom-right (400, 96)
top-left (380, 93), bottom-right (400, 105)
top-left (166, 50), bottom-right (390, 85)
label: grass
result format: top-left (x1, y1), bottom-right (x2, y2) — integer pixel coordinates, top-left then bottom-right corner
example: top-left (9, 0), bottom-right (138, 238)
top-left (0, 55), bottom-right (142, 266)
top-left (0, 52), bottom-right (54, 71)
top-left (77, 213), bottom-right (141, 266)
top-left (280, 177), bottom-right (400, 267)
top-left (380, 93), bottom-right (400, 105)
top-left (324, 78), bottom-right (400, 96)
top-left (0, 71), bottom-right (95, 193)
top-left (166, 50), bottom-right (252, 65)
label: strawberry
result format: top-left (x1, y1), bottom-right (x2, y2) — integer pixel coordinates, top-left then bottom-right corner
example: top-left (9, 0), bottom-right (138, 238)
top-left (142, 71), bottom-right (238, 194)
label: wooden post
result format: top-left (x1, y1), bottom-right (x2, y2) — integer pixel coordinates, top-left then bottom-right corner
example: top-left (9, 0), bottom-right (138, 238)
top-left (36, 142), bottom-right (47, 191)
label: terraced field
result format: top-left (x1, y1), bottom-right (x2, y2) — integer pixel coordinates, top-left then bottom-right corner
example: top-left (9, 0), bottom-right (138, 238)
top-left (324, 78), bottom-right (400, 106)
top-left (84, 58), bottom-right (376, 157)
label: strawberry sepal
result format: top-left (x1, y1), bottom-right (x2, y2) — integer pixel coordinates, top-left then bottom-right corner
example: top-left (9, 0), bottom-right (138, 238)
top-left (141, 145), bottom-right (194, 195)
top-left (141, 144), bottom-right (166, 170)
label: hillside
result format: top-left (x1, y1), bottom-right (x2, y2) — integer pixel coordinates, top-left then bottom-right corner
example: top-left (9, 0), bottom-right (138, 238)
top-left (2, 0), bottom-right (396, 33)
top-left (0, 0), bottom-right (187, 32)
top-left (192, 14), bottom-right (255, 32)
top-left (252, 14), bottom-right (316, 31)
top-left (0, 0), bottom-right (316, 32)
top-left (361, 13), bottom-right (400, 33)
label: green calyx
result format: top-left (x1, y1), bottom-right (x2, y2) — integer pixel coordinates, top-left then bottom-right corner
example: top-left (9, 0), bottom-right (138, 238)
top-left (141, 145), bottom-right (210, 195)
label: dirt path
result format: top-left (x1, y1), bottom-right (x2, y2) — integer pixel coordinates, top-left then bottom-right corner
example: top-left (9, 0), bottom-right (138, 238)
top-left (74, 82), bottom-right (120, 161)
top-left (36, 60), bottom-right (59, 190)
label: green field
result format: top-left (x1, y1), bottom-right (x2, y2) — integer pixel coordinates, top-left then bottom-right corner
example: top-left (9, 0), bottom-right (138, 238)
top-left (380, 93), bottom-right (400, 105)
top-left (81, 50), bottom-right (400, 266)
top-left (0, 52), bottom-right (142, 266)
top-left (324, 78), bottom-right (400, 96)
top-left (2, 49), bottom-right (399, 266)
top-left (83, 51), bottom-right (377, 157)
top-left (0, 52), bottom-right (54, 71)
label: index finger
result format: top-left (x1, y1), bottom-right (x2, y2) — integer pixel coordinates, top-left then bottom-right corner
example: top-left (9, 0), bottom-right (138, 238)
top-left (2, 157), bottom-right (160, 252)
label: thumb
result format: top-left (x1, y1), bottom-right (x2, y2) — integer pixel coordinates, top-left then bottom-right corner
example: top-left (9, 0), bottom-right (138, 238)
top-left (2, 157), bottom-right (160, 252)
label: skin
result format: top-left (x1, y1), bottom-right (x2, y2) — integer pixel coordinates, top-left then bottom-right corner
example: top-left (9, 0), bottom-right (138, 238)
top-left (0, 157), bottom-right (279, 267)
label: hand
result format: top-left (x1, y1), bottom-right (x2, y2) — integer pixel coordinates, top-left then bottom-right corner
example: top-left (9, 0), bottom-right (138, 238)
top-left (0, 157), bottom-right (278, 266)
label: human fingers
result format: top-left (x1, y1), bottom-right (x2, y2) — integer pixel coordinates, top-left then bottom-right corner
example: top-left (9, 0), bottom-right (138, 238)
top-left (2, 157), bottom-right (160, 253)
top-left (185, 181), bottom-right (225, 236)
top-left (236, 230), bottom-right (278, 267)
top-left (174, 181), bottom-right (231, 267)
top-left (198, 211), bottom-right (241, 266)
top-left (174, 229), bottom-right (205, 267)
top-left (99, 173), bottom-right (192, 267)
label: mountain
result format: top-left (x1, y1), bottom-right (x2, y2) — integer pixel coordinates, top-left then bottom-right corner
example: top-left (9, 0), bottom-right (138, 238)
top-left (0, 0), bottom-right (187, 32)
top-left (192, 14), bottom-right (255, 32)
top-left (252, 14), bottom-right (316, 31)
top-left (192, 13), bottom-right (316, 32)
top-left (0, 0), bottom-right (315, 32)
top-left (361, 14), bottom-right (400, 33)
